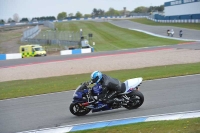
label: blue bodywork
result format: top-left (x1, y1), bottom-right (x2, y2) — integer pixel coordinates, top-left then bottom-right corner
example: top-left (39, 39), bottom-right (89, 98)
top-left (72, 83), bottom-right (111, 112)
top-left (92, 83), bottom-right (102, 95)
top-left (72, 85), bottom-right (88, 103)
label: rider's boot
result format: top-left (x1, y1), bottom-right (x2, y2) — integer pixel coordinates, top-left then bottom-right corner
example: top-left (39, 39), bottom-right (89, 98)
top-left (114, 98), bottom-right (124, 102)
top-left (105, 91), bottom-right (120, 104)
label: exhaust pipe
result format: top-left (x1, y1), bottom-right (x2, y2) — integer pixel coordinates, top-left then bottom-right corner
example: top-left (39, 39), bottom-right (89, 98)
top-left (82, 100), bottom-right (95, 106)
top-left (82, 102), bottom-right (89, 106)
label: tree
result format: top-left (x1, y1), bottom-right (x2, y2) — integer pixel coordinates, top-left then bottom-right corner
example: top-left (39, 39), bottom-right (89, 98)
top-left (8, 18), bottom-right (13, 23)
top-left (91, 8), bottom-right (105, 17)
top-left (13, 13), bottom-right (20, 22)
top-left (91, 8), bottom-right (98, 17)
top-left (158, 5), bottom-right (164, 12)
top-left (105, 8), bottom-right (120, 16)
top-left (68, 13), bottom-right (73, 17)
top-left (75, 11), bottom-right (83, 18)
top-left (147, 5), bottom-right (164, 12)
top-left (0, 19), bottom-right (5, 24)
top-left (31, 18), bottom-right (38, 22)
top-left (20, 18), bottom-right (29, 22)
top-left (84, 14), bottom-right (91, 18)
top-left (97, 9), bottom-right (105, 16)
top-left (57, 12), bottom-right (67, 20)
top-left (50, 16), bottom-right (56, 20)
top-left (119, 10), bottom-right (126, 16)
top-left (31, 16), bottom-right (56, 21)
top-left (133, 6), bottom-right (148, 13)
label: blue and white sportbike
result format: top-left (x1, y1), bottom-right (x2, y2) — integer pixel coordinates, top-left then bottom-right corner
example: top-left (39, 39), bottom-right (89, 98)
top-left (69, 77), bottom-right (144, 116)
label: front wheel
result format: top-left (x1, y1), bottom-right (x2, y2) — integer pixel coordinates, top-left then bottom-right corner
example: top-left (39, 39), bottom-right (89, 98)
top-left (69, 103), bottom-right (91, 116)
top-left (123, 90), bottom-right (144, 110)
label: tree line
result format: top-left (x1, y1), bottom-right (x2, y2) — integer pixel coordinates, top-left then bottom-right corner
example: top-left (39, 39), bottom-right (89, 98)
top-left (0, 16), bottom-right (56, 24)
top-left (0, 5), bottom-right (164, 24)
top-left (56, 5), bottom-right (163, 20)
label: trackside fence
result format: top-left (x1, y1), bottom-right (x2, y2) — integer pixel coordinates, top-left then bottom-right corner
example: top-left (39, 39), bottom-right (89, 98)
top-left (21, 25), bottom-right (40, 41)
top-left (147, 17), bottom-right (200, 23)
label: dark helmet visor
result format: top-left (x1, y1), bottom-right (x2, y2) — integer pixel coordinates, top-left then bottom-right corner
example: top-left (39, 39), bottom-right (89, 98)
top-left (92, 76), bottom-right (99, 83)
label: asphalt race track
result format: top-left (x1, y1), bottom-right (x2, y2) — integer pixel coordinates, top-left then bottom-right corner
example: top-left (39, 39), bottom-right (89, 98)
top-left (0, 42), bottom-right (200, 68)
top-left (0, 20), bottom-right (200, 133)
top-left (110, 20), bottom-right (200, 40)
top-left (0, 75), bottom-right (200, 133)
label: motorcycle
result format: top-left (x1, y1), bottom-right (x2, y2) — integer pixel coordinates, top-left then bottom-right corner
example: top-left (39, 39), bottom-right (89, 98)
top-left (69, 77), bottom-right (144, 116)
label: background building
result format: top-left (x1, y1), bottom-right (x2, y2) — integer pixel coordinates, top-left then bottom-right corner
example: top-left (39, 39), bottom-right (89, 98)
top-left (154, 0), bottom-right (200, 20)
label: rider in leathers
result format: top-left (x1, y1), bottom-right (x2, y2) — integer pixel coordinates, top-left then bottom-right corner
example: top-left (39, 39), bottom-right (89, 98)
top-left (91, 71), bottom-right (122, 104)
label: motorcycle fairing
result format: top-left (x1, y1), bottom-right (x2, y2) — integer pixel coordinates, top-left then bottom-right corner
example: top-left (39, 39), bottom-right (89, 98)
top-left (124, 77), bottom-right (143, 93)
top-left (73, 85), bottom-right (88, 103)
top-left (92, 83), bottom-right (103, 95)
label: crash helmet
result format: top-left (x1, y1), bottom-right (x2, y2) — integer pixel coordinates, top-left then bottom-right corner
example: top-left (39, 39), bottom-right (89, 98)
top-left (91, 71), bottom-right (102, 84)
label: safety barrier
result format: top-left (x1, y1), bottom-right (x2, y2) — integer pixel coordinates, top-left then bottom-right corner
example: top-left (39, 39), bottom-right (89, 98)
top-left (21, 25), bottom-right (41, 41)
top-left (60, 48), bottom-right (94, 55)
top-left (0, 16), bottom-right (148, 27)
top-left (0, 53), bottom-right (22, 60)
top-left (43, 21), bottom-right (55, 29)
top-left (1, 16), bottom-right (199, 28)
top-left (147, 17), bottom-right (200, 23)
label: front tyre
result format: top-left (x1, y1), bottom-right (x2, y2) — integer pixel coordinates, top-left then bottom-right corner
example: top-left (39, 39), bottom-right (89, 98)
top-left (69, 103), bottom-right (91, 116)
top-left (123, 90), bottom-right (144, 110)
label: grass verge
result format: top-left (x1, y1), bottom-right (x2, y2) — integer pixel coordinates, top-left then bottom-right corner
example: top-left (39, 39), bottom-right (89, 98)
top-left (71, 117), bottom-right (200, 133)
top-left (0, 32), bottom-right (21, 43)
top-left (130, 18), bottom-right (200, 30)
top-left (55, 21), bottom-right (184, 52)
top-left (0, 62), bottom-right (200, 100)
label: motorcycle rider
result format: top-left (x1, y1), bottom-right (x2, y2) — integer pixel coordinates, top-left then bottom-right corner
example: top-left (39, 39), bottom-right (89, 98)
top-left (90, 71), bottom-right (123, 105)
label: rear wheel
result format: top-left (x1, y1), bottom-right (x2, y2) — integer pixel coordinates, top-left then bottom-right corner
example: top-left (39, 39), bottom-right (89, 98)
top-left (123, 90), bottom-right (144, 109)
top-left (69, 103), bottom-right (91, 116)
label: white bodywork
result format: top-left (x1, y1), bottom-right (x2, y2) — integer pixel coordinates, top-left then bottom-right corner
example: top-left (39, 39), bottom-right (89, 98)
top-left (124, 77), bottom-right (143, 93)
top-left (165, 2), bottom-right (200, 16)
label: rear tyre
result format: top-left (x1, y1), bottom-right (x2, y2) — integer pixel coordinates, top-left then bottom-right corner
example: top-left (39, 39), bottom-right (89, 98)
top-left (123, 90), bottom-right (144, 110)
top-left (69, 103), bottom-right (91, 116)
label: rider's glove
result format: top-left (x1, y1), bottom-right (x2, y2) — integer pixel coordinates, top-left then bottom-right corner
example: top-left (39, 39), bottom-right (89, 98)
top-left (83, 82), bottom-right (89, 86)
top-left (91, 81), bottom-right (94, 84)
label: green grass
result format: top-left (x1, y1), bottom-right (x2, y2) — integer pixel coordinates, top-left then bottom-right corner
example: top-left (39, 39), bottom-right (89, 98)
top-left (130, 18), bottom-right (200, 30)
top-left (55, 21), bottom-right (184, 52)
top-left (71, 117), bottom-right (200, 133)
top-left (0, 62), bottom-right (200, 100)
top-left (0, 32), bottom-right (21, 43)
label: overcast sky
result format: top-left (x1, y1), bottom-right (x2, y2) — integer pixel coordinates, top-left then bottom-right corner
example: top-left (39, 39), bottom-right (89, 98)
top-left (0, 0), bottom-right (167, 20)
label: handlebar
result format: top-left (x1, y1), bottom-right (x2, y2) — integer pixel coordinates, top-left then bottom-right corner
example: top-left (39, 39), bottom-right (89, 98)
top-left (81, 80), bottom-right (93, 87)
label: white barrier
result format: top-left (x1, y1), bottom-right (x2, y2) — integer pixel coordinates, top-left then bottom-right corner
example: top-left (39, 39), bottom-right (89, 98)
top-left (60, 50), bottom-right (72, 55)
top-left (81, 48), bottom-right (93, 54)
top-left (148, 18), bottom-right (200, 23)
top-left (6, 53), bottom-right (22, 60)
top-left (16, 23), bottom-right (26, 25)
top-left (60, 48), bottom-right (94, 55)
top-left (0, 53), bottom-right (22, 60)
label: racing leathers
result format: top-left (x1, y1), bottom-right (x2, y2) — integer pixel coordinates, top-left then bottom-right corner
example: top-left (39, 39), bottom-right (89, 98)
top-left (97, 74), bottom-right (122, 104)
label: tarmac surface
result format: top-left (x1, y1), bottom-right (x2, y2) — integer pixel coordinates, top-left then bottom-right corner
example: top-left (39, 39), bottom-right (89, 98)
top-left (0, 42), bottom-right (200, 68)
top-left (0, 75), bottom-right (200, 133)
top-left (0, 42), bottom-right (200, 82)
top-left (110, 20), bottom-right (200, 40)
top-left (0, 20), bottom-right (200, 133)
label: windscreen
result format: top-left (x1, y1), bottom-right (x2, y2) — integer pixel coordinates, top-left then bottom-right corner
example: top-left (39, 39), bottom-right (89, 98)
top-left (34, 47), bottom-right (44, 51)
